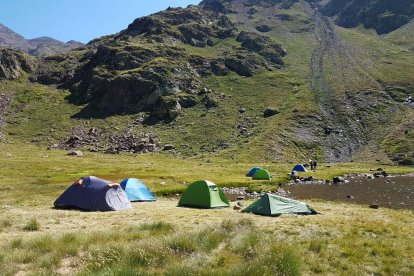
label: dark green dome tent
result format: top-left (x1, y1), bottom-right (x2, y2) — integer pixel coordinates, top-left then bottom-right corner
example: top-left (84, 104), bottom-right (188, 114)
top-left (252, 169), bottom-right (272, 180)
top-left (242, 194), bottom-right (316, 216)
top-left (54, 176), bottom-right (132, 211)
top-left (178, 180), bottom-right (230, 209)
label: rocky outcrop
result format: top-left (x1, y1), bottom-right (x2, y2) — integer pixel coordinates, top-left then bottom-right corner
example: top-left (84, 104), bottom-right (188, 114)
top-left (31, 5), bottom-right (286, 119)
top-left (0, 93), bottom-right (12, 141)
top-left (236, 31), bottom-right (287, 65)
top-left (0, 48), bottom-right (35, 80)
top-left (316, 0), bottom-right (414, 34)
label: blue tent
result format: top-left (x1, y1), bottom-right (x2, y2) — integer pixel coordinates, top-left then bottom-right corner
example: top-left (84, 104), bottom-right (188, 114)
top-left (292, 164), bottom-right (308, 172)
top-left (120, 178), bottom-right (156, 202)
top-left (54, 176), bottom-right (132, 211)
top-left (246, 167), bottom-right (262, 177)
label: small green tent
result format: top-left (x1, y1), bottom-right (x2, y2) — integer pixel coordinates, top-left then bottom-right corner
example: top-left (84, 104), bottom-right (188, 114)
top-left (242, 194), bottom-right (316, 216)
top-left (252, 169), bottom-right (272, 180)
top-left (178, 180), bottom-right (230, 209)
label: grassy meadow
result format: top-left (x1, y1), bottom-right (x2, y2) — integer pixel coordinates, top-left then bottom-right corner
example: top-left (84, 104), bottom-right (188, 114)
top-left (1, 144), bottom-right (414, 275)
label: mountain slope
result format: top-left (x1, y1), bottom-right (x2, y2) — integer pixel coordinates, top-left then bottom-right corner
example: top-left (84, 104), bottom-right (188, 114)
top-left (0, 23), bottom-right (32, 52)
top-left (0, 23), bottom-right (83, 56)
top-left (0, 0), bottom-right (413, 164)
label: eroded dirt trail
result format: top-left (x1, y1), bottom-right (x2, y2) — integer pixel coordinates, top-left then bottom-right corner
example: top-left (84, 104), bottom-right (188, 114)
top-left (303, 1), bottom-right (388, 161)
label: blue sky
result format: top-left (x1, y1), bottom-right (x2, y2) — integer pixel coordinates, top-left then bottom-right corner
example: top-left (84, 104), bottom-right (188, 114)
top-left (0, 0), bottom-right (200, 43)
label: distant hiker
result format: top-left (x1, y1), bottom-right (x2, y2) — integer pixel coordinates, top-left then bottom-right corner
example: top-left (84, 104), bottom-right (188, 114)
top-left (310, 160), bottom-right (314, 170)
top-left (313, 160), bottom-right (318, 170)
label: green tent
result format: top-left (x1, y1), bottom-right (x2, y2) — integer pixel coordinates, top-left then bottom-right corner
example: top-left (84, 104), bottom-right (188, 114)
top-left (178, 180), bottom-right (230, 209)
top-left (252, 169), bottom-right (272, 180)
top-left (242, 194), bottom-right (316, 216)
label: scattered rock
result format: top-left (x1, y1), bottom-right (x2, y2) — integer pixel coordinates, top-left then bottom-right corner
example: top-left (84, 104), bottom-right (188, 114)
top-left (67, 151), bottom-right (83, 157)
top-left (333, 176), bottom-right (345, 183)
top-left (239, 107), bottom-right (246, 113)
top-left (163, 144), bottom-right (175, 151)
top-left (233, 205), bottom-right (242, 210)
top-left (346, 195), bottom-right (354, 199)
top-left (202, 94), bottom-right (219, 108)
top-left (369, 204), bottom-right (380, 209)
top-left (107, 133), bottom-right (160, 154)
top-left (256, 25), bottom-right (272, 32)
top-left (237, 196), bottom-right (245, 200)
top-left (178, 95), bottom-right (198, 108)
top-left (58, 125), bottom-right (102, 149)
top-left (366, 174), bottom-right (374, 179)
top-left (263, 107), bottom-right (279, 118)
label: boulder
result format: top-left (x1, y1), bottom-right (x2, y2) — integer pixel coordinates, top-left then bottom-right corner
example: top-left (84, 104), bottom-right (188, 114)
top-left (202, 94), bottom-right (219, 108)
top-left (163, 144), bottom-right (175, 151)
top-left (67, 151), bottom-right (83, 157)
top-left (178, 95), bottom-right (198, 108)
top-left (263, 107), bottom-right (279, 118)
top-left (224, 57), bottom-right (254, 77)
top-left (256, 25), bottom-right (273, 32)
top-left (369, 204), bottom-right (380, 209)
top-left (153, 96), bottom-right (182, 121)
top-left (333, 176), bottom-right (345, 183)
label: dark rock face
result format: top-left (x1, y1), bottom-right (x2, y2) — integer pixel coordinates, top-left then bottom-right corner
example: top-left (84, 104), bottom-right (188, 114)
top-left (225, 56), bottom-right (255, 77)
top-left (317, 0), bottom-right (414, 34)
top-left (0, 48), bottom-right (34, 80)
top-left (236, 31), bottom-right (287, 65)
top-left (0, 93), bottom-right (12, 141)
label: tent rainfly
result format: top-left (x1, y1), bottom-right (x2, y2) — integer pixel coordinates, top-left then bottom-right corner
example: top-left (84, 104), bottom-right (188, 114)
top-left (246, 167), bottom-right (262, 177)
top-left (292, 164), bottom-right (308, 172)
top-left (178, 180), bottom-right (230, 209)
top-left (54, 176), bottom-right (132, 211)
top-left (252, 169), bottom-right (272, 180)
top-left (242, 193), bottom-right (316, 216)
top-left (120, 178), bottom-right (156, 202)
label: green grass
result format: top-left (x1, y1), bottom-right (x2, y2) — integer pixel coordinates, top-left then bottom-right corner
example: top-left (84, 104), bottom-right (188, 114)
top-left (23, 218), bottom-right (40, 231)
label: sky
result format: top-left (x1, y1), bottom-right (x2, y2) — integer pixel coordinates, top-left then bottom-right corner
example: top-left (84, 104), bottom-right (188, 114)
top-left (0, 0), bottom-right (200, 43)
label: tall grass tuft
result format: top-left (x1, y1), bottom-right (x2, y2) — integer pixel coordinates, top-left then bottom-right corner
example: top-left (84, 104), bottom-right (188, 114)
top-left (23, 218), bottom-right (40, 231)
top-left (0, 219), bottom-right (12, 232)
top-left (167, 234), bottom-right (199, 255)
top-left (139, 221), bottom-right (174, 234)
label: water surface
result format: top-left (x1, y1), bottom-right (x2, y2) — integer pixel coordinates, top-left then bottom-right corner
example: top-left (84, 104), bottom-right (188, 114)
top-left (287, 176), bottom-right (414, 210)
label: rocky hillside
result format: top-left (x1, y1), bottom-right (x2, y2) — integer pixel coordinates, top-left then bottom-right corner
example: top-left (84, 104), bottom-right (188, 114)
top-left (0, 23), bottom-right (83, 56)
top-left (0, 0), bottom-right (413, 164)
top-left (314, 0), bottom-right (414, 34)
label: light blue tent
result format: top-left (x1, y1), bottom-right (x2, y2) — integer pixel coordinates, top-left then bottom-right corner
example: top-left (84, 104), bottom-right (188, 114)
top-left (246, 167), bottom-right (262, 177)
top-left (292, 164), bottom-right (307, 172)
top-left (120, 178), bottom-right (156, 202)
